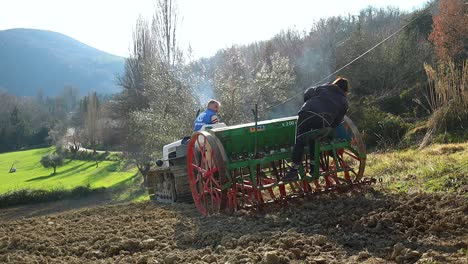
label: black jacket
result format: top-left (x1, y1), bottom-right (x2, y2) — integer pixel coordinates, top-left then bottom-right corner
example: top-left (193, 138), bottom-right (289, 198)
top-left (299, 83), bottom-right (348, 127)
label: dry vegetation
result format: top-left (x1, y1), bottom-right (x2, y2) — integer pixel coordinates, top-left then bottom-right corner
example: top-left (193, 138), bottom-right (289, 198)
top-left (420, 61), bottom-right (468, 147)
top-left (366, 142), bottom-right (468, 193)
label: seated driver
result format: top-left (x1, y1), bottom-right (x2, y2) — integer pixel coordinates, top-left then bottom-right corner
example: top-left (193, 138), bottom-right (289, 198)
top-left (193, 99), bottom-right (221, 132)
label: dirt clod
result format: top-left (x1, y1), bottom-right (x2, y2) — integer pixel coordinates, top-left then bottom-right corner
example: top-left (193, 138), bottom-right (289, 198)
top-left (313, 256), bottom-right (327, 264)
top-left (164, 254), bottom-right (179, 264)
top-left (264, 251), bottom-right (280, 264)
top-left (358, 251), bottom-right (371, 260)
top-left (201, 254), bottom-right (217, 263)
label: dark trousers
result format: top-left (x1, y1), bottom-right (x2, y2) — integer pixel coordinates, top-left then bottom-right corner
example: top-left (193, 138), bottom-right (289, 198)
top-left (291, 112), bottom-right (325, 166)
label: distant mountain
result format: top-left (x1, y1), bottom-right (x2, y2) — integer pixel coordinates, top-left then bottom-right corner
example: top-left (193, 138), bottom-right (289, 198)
top-left (0, 28), bottom-right (124, 96)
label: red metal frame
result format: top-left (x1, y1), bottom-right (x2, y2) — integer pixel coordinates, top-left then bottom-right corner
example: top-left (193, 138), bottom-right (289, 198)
top-left (222, 146), bottom-right (366, 212)
top-left (187, 132), bottom-right (224, 216)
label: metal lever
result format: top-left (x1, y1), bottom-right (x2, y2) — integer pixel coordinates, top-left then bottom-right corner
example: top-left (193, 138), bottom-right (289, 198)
top-left (251, 104), bottom-right (258, 158)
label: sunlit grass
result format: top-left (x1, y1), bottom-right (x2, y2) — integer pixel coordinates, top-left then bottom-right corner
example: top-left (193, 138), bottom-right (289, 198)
top-left (2, 141), bottom-right (466, 206)
top-left (0, 148), bottom-right (140, 195)
top-left (366, 142), bottom-right (468, 193)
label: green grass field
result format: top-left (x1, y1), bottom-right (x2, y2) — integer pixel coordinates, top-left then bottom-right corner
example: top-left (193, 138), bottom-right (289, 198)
top-left (0, 148), bottom-right (140, 195)
top-left (1, 141), bottom-right (466, 207)
top-left (366, 142), bottom-right (468, 193)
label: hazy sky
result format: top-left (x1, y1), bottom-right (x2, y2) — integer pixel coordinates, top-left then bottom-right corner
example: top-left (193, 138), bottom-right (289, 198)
top-left (0, 0), bottom-right (427, 58)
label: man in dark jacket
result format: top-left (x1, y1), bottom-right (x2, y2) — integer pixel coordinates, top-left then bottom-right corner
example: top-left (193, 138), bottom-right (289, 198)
top-left (283, 77), bottom-right (349, 181)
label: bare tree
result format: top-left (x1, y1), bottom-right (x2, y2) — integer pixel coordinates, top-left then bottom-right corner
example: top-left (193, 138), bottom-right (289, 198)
top-left (116, 0), bottom-right (196, 184)
top-left (153, 0), bottom-right (181, 67)
top-left (84, 92), bottom-right (101, 159)
top-left (214, 46), bottom-right (252, 125)
top-left (213, 46), bottom-right (295, 123)
top-left (249, 52), bottom-right (295, 118)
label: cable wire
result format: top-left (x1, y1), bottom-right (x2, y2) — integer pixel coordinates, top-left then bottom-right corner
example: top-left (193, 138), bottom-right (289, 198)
top-left (265, 6), bottom-right (432, 111)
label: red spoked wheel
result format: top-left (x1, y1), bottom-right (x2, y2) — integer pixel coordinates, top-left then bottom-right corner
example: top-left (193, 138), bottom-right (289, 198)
top-left (313, 116), bottom-right (366, 189)
top-left (339, 116), bottom-right (366, 182)
top-left (187, 131), bottom-right (228, 216)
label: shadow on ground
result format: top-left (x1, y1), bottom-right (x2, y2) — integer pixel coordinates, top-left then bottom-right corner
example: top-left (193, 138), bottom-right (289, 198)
top-left (25, 162), bottom-right (96, 182)
top-left (2, 172), bottom-right (143, 221)
top-left (0, 193), bottom-right (113, 221)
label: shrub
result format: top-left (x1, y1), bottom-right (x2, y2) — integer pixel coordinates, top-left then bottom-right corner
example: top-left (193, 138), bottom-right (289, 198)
top-left (357, 107), bottom-right (409, 149)
top-left (62, 149), bottom-right (111, 161)
top-left (401, 123), bottom-right (429, 147)
top-left (0, 185), bottom-right (106, 208)
top-left (40, 153), bottom-right (64, 174)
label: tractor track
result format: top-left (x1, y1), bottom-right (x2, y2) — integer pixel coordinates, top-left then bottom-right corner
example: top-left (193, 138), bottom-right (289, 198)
top-left (0, 191), bottom-right (466, 264)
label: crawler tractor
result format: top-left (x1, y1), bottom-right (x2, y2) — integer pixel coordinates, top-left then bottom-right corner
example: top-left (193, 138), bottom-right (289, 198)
top-left (147, 116), bottom-right (373, 215)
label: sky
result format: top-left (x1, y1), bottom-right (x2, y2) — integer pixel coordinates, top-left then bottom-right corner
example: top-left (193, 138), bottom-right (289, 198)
top-left (0, 0), bottom-right (427, 59)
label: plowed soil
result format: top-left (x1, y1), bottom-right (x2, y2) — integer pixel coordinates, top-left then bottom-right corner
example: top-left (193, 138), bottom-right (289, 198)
top-left (0, 190), bottom-right (466, 264)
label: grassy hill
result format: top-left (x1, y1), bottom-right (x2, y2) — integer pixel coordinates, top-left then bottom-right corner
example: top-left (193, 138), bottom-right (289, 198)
top-left (0, 148), bottom-right (141, 198)
top-left (0, 28), bottom-right (124, 96)
top-left (366, 142), bottom-right (468, 194)
top-left (0, 142), bottom-right (465, 208)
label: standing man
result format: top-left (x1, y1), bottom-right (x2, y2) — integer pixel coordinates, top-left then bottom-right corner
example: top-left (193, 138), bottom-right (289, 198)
top-left (283, 77), bottom-right (350, 181)
top-left (193, 99), bottom-right (221, 132)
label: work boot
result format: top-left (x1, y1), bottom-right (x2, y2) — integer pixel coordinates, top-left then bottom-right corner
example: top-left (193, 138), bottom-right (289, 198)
top-left (282, 168), bottom-right (299, 182)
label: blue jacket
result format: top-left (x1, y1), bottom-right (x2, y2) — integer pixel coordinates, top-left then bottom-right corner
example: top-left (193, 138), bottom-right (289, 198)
top-left (300, 83), bottom-right (348, 128)
top-left (193, 109), bottom-right (217, 131)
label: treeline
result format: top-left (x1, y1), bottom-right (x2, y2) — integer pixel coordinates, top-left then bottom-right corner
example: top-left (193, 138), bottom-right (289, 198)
top-left (184, 0), bottom-right (465, 147)
top-left (1, 0), bottom-right (465, 181)
top-left (0, 87), bottom-right (120, 153)
top-left (0, 87), bottom-right (77, 152)
top-left (194, 4), bottom-right (437, 147)
top-left (115, 0), bottom-right (466, 179)
top-left (203, 6), bottom-right (433, 121)
top-left (69, 92), bottom-right (120, 152)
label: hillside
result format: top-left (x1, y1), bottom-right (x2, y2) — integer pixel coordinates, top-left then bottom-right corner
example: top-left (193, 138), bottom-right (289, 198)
top-left (0, 145), bottom-right (466, 263)
top-left (0, 28), bottom-right (124, 96)
top-left (0, 143), bottom-right (466, 263)
top-left (0, 148), bottom-right (140, 197)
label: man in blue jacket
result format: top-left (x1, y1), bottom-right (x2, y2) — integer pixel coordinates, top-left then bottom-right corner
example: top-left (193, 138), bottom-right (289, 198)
top-left (193, 99), bottom-right (221, 132)
top-left (283, 77), bottom-right (350, 181)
